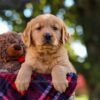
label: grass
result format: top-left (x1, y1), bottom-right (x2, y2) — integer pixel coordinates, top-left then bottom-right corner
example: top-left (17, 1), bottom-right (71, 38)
top-left (76, 95), bottom-right (89, 100)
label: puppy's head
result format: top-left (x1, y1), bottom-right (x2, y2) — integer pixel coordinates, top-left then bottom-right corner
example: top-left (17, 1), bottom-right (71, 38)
top-left (22, 14), bottom-right (69, 47)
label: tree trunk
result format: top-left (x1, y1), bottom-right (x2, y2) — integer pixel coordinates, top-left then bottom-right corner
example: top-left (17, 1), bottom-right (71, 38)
top-left (75, 0), bottom-right (100, 99)
top-left (89, 85), bottom-right (100, 100)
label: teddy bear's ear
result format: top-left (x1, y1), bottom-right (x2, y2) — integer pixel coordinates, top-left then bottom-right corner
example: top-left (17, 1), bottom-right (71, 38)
top-left (61, 23), bottom-right (70, 45)
top-left (22, 22), bottom-right (32, 47)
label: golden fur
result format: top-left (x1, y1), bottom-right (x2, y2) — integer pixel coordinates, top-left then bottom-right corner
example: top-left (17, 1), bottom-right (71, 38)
top-left (15, 14), bottom-right (76, 93)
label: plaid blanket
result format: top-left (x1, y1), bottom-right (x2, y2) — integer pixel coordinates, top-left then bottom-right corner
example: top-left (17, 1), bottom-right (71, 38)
top-left (0, 72), bottom-right (77, 100)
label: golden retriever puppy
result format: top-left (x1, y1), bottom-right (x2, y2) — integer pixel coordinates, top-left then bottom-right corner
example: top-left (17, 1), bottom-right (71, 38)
top-left (15, 14), bottom-right (76, 93)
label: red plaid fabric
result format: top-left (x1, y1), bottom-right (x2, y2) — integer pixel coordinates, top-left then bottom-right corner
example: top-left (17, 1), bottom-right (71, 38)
top-left (0, 72), bottom-right (77, 100)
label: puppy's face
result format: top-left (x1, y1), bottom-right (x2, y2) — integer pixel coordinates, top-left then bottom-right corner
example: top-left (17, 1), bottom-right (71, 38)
top-left (22, 14), bottom-right (69, 47)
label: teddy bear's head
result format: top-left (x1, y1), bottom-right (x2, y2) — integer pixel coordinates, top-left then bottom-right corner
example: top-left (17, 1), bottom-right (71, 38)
top-left (0, 32), bottom-right (25, 62)
top-left (0, 32), bottom-right (25, 73)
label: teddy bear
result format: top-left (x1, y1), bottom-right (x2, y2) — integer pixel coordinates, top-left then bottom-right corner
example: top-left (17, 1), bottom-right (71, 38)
top-left (0, 32), bottom-right (25, 73)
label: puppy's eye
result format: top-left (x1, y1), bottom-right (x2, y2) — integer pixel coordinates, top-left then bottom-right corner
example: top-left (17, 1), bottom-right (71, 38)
top-left (52, 26), bottom-right (58, 31)
top-left (36, 26), bottom-right (42, 30)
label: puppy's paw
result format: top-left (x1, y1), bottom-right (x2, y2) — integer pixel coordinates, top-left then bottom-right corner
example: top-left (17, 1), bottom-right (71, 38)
top-left (15, 78), bottom-right (30, 92)
top-left (15, 72), bottom-right (31, 92)
top-left (52, 78), bottom-right (68, 93)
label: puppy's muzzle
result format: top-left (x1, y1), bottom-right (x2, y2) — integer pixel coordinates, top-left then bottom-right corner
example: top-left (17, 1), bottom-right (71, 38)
top-left (44, 33), bottom-right (52, 44)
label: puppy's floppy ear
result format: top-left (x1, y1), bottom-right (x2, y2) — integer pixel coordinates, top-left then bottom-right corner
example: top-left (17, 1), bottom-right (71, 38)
top-left (22, 22), bottom-right (32, 47)
top-left (61, 23), bottom-right (70, 44)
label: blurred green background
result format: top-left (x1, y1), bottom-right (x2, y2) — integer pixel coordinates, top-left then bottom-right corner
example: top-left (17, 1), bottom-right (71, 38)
top-left (0, 0), bottom-right (100, 100)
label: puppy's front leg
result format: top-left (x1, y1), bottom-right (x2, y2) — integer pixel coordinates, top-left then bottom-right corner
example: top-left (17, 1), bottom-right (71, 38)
top-left (15, 63), bottom-right (33, 92)
top-left (52, 66), bottom-right (68, 93)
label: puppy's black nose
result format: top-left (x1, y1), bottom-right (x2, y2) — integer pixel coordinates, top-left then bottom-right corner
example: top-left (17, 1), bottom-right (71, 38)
top-left (44, 33), bottom-right (52, 43)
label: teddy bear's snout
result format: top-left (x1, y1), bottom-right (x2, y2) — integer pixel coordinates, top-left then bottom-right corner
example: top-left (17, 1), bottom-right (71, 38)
top-left (6, 44), bottom-right (24, 58)
top-left (14, 44), bottom-right (21, 51)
